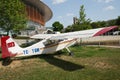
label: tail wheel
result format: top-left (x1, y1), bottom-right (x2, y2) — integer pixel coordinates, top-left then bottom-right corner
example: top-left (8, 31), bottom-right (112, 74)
top-left (2, 57), bottom-right (12, 66)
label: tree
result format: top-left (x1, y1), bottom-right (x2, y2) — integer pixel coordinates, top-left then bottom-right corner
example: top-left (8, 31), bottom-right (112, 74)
top-left (52, 21), bottom-right (64, 32)
top-left (65, 5), bottom-right (92, 32)
top-left (78, 5), bottom-right (92, 30)
top-left (91, 19), bottom-right (117, 29)
top-left (91, 22), bottom-right (99, 28)
top-left (79, 5), bottom-right (86, 24)
top-left (0, 0), bottom-right (27, 34)
top-left (65, 25), bottom-right (72, 32)
top-left (79, 5), bottom-right (91, 24)
top-left (65, 25), bottom-right (81, 32)
top-left (116, 16), bottom-right (120, 25)
top-left (106, 19), bottom-right (116, 26)
top-left (76, 5), bottom-right (92, 30)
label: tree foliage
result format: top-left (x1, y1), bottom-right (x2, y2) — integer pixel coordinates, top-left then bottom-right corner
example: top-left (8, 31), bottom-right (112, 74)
top-left (65, 5), bottom-right (92, 32)
top-left (79, 5), bottom-right (91, 24)
top-left (91, 21), bottom-right (107, 28)
top-left (116, 16), bottom-right (120, 25)
top-left (90, 17), bottom-right (120, 29)
top-left (79, 5), bottom-right (86, 24)
top-left (52, 21), bottom-right (64, 32)
top-left (78, 5), bottom-right (92, 30)
top-left (0, 0), bottom-right (27, 33)
top-left (64, 4), bottom-right (120, 32)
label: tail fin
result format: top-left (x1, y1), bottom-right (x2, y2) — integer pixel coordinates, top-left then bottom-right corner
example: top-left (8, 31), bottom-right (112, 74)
top-left (1, 36), bottom-right (22, 59)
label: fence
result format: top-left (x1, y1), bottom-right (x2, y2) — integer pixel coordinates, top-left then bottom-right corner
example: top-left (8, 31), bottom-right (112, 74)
top-left (77, 36), bottom-right (120, 46)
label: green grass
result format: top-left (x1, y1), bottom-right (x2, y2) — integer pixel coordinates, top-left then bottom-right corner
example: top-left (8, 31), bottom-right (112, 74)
top-left (0, 46), bottom-right (120, 80)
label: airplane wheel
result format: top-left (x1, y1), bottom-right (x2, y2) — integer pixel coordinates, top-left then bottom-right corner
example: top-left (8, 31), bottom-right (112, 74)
top-left (69, 52), bottom-right (74, 56)
top-left (2, 57), bottom-right (12, 66)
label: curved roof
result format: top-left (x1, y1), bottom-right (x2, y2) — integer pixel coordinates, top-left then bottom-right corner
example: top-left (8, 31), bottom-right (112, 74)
top-left (23, 0), bottom-right (53, 22)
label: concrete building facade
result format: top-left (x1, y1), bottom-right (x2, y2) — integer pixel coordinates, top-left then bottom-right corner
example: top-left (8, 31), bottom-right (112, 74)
top-left (20, 0), bottom-right (53, 36)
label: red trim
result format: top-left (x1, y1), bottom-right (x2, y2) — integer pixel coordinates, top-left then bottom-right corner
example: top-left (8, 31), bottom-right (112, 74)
top-left (7, 42), bottom-right (15, 48)
top-left (1, 36), bottom-right (16, 59)
top-left (93, 26), bottom-right (118, 36)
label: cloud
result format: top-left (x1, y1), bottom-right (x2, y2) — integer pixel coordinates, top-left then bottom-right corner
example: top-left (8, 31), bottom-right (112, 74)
top-left (57, 16), bottom-right (63, 19)
top-left (105, 5), bottom-right (115, 10)
top-left (105, 0), bottom-right (114, 3)
top-left (52, 0), bottom-right (67, 4)
top-left (96, 0), bottom-right (114, 3)
top-left (66, 13), bottom-right (74, 16)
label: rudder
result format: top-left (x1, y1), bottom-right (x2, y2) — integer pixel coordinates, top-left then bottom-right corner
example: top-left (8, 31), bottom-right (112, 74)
top-left (1, 36), bottom-right (17, 59)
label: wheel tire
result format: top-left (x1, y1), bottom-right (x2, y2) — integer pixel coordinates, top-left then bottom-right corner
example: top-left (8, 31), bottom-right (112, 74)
top-left (69, 52), bottom-right (74, 56)
top-left (2, 57), bottom-right (12, 66)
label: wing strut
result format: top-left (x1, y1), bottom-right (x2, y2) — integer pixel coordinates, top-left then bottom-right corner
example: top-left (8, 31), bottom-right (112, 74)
top-left (66, 47), bottom-right (74, 56)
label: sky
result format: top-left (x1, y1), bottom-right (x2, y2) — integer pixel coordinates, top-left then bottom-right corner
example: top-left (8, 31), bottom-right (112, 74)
top-left (41, 0), bottom-right (120, 27)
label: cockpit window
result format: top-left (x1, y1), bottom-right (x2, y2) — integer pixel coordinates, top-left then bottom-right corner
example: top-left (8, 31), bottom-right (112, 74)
top-left (43, 39), bottom-right (63, 46)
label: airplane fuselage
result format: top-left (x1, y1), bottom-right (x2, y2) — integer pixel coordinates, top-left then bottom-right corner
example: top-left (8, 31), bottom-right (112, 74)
top-left (6, 37), bottom-right (77, 58)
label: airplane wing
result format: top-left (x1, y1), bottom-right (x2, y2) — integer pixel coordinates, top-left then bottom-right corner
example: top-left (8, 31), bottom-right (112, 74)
top-left (30, 34), bottom-right (56, 39)
top-left (30, 26), bottom-right (118, 40)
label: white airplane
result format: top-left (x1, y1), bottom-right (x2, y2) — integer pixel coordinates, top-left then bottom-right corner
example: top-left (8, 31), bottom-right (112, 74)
top-left (1, 26), bottom-right (117, 64)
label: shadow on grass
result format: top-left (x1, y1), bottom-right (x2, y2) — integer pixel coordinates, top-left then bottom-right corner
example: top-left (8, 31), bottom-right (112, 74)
top-left (0, 57), bottom-right (13, 66)
top-left (0, 58), bottom-right (2, 61)
top-left (39, 54), bottom-right (84, 71)
top-left (0, 53), bottom-right (84, 71)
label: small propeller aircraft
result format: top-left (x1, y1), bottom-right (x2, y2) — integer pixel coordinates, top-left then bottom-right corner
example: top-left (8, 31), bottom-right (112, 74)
top-left (1, 26), bottom-right (117, 64)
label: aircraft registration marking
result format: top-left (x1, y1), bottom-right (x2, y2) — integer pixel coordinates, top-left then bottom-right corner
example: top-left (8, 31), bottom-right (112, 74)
top-left (32, 48), bottom-right (40, 53)
top-left (23, 48), bottom-right (40, 55)
top-left (23, 50), bottom-right (29, 54)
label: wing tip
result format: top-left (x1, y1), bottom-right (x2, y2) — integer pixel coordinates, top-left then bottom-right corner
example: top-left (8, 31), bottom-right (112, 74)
top-left (93, 26), bottom-right (118, 37)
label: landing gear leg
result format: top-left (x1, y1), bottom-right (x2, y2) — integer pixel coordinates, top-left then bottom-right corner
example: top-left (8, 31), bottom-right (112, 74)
top-left (2, 57), bottom-right (12, 66)
top-left (66, 47), bottom-right (74, 56)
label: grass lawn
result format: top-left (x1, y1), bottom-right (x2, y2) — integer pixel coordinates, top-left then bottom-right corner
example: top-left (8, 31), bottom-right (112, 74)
top-left (0, 46), bottom-right (120, 80)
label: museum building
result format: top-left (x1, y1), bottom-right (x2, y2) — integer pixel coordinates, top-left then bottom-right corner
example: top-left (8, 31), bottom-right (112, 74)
top-left (21, 0), bottom-right (53, 36)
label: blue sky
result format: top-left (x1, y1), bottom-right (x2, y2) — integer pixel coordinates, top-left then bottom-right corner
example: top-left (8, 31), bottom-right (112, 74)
top-left (41, 0), bottom-right (120, 27)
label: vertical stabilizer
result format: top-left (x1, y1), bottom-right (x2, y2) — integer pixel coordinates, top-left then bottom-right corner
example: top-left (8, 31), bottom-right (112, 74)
top-left (1, 36), bottom-right (18, 59)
